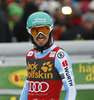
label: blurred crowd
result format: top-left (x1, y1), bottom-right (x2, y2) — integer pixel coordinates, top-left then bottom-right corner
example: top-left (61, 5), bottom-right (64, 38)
top-left (0, 0), bottom-right (94, 42)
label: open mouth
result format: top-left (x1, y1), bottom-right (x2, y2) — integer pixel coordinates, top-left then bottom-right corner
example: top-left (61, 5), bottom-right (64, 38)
top-left (38, 39), bottom-right (44, 42)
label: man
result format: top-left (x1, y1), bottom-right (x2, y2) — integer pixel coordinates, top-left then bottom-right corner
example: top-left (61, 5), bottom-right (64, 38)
top-left (0, 14), bottom-right (11, 42)
top-left (20, 12), bottom-right (77, 100)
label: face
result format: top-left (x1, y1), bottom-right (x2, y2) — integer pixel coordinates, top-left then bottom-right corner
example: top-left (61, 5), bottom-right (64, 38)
top-left (83, 21), bottom-right (94, 30)
top-left (33, 34), bottom-right (49, 47)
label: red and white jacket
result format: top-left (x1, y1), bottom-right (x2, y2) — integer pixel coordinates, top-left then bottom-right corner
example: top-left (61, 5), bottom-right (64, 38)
top-left (20, 44), bottom-right (77, 100)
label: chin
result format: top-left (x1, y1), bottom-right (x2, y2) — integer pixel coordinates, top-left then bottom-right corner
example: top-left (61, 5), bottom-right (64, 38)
top-left (39, 45), bottom-right (44, 47)
top-left (37, 44), bottom-right (44, 47)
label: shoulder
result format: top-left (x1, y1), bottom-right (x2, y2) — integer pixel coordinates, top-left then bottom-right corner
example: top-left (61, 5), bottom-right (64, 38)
top-left (51, 45), bottom-right (67, 58)
top-left (55, 48), bottom-right (72, 72)
top-left (56, 48), bottom-right (65, 59)
top-left (56, 48), bottom-right (71, 63)
top-left (26, 49), bottom-right (34, 57)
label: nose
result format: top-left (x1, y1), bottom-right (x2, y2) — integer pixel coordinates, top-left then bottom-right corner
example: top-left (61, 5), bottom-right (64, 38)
top-left (38, 33), bottom-right (44, 37)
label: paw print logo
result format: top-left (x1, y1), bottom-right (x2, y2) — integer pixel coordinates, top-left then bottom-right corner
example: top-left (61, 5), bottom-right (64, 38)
top-left (41, 61), bottom-right (53, 72)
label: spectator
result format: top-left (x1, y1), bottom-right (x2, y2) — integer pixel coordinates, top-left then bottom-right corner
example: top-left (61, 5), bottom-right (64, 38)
top-left (7, 2), bottom-right (24, 42)
top-left (0, 14), bottom-right (11, 42)
top-left (54, 8), bottom-right (67, 26)
top-left (82, 12), bottom-right (94, 31)
top-left (54, 8), bottom-right (70, 40)
top-left (59, 7), bottom-right (93, 40)
top-left (82, 12), bottom-right (94, 39)
top-left (0, 0), bottom-right (7, 18)
top-left (13, 3), bottom-right (39, 42)
top-left (59, 21), bottom-right (93, 40)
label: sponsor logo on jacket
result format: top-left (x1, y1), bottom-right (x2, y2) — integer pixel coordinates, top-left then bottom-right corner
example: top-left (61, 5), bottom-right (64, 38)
top-left (64, 67), bottom-right (73, 86)
top-left (27, 61), bottom-right (53, 79)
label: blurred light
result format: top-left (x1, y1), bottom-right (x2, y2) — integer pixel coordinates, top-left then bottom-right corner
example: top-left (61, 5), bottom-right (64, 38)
top-left (62, 6), bottom-right (72, 15)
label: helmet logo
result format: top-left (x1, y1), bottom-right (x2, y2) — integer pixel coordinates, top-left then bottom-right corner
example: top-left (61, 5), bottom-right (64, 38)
top-left (32, 18), bottom-right (46, 24)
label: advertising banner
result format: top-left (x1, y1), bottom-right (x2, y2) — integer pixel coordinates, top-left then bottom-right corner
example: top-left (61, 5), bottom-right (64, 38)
top-left (0, 62), bottom-right (94, 100)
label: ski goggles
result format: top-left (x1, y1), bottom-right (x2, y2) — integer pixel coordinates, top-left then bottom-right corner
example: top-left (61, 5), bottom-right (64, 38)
top-left (30, 25), bottom-right (53, 37)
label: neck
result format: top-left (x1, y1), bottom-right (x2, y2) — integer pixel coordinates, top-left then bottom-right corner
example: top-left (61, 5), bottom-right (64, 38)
top-left (34, 41), bottom-right (53, 53)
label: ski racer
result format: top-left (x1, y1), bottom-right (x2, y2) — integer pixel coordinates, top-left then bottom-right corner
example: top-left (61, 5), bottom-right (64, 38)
top-left (20, 11), bottom-right (77, 100)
